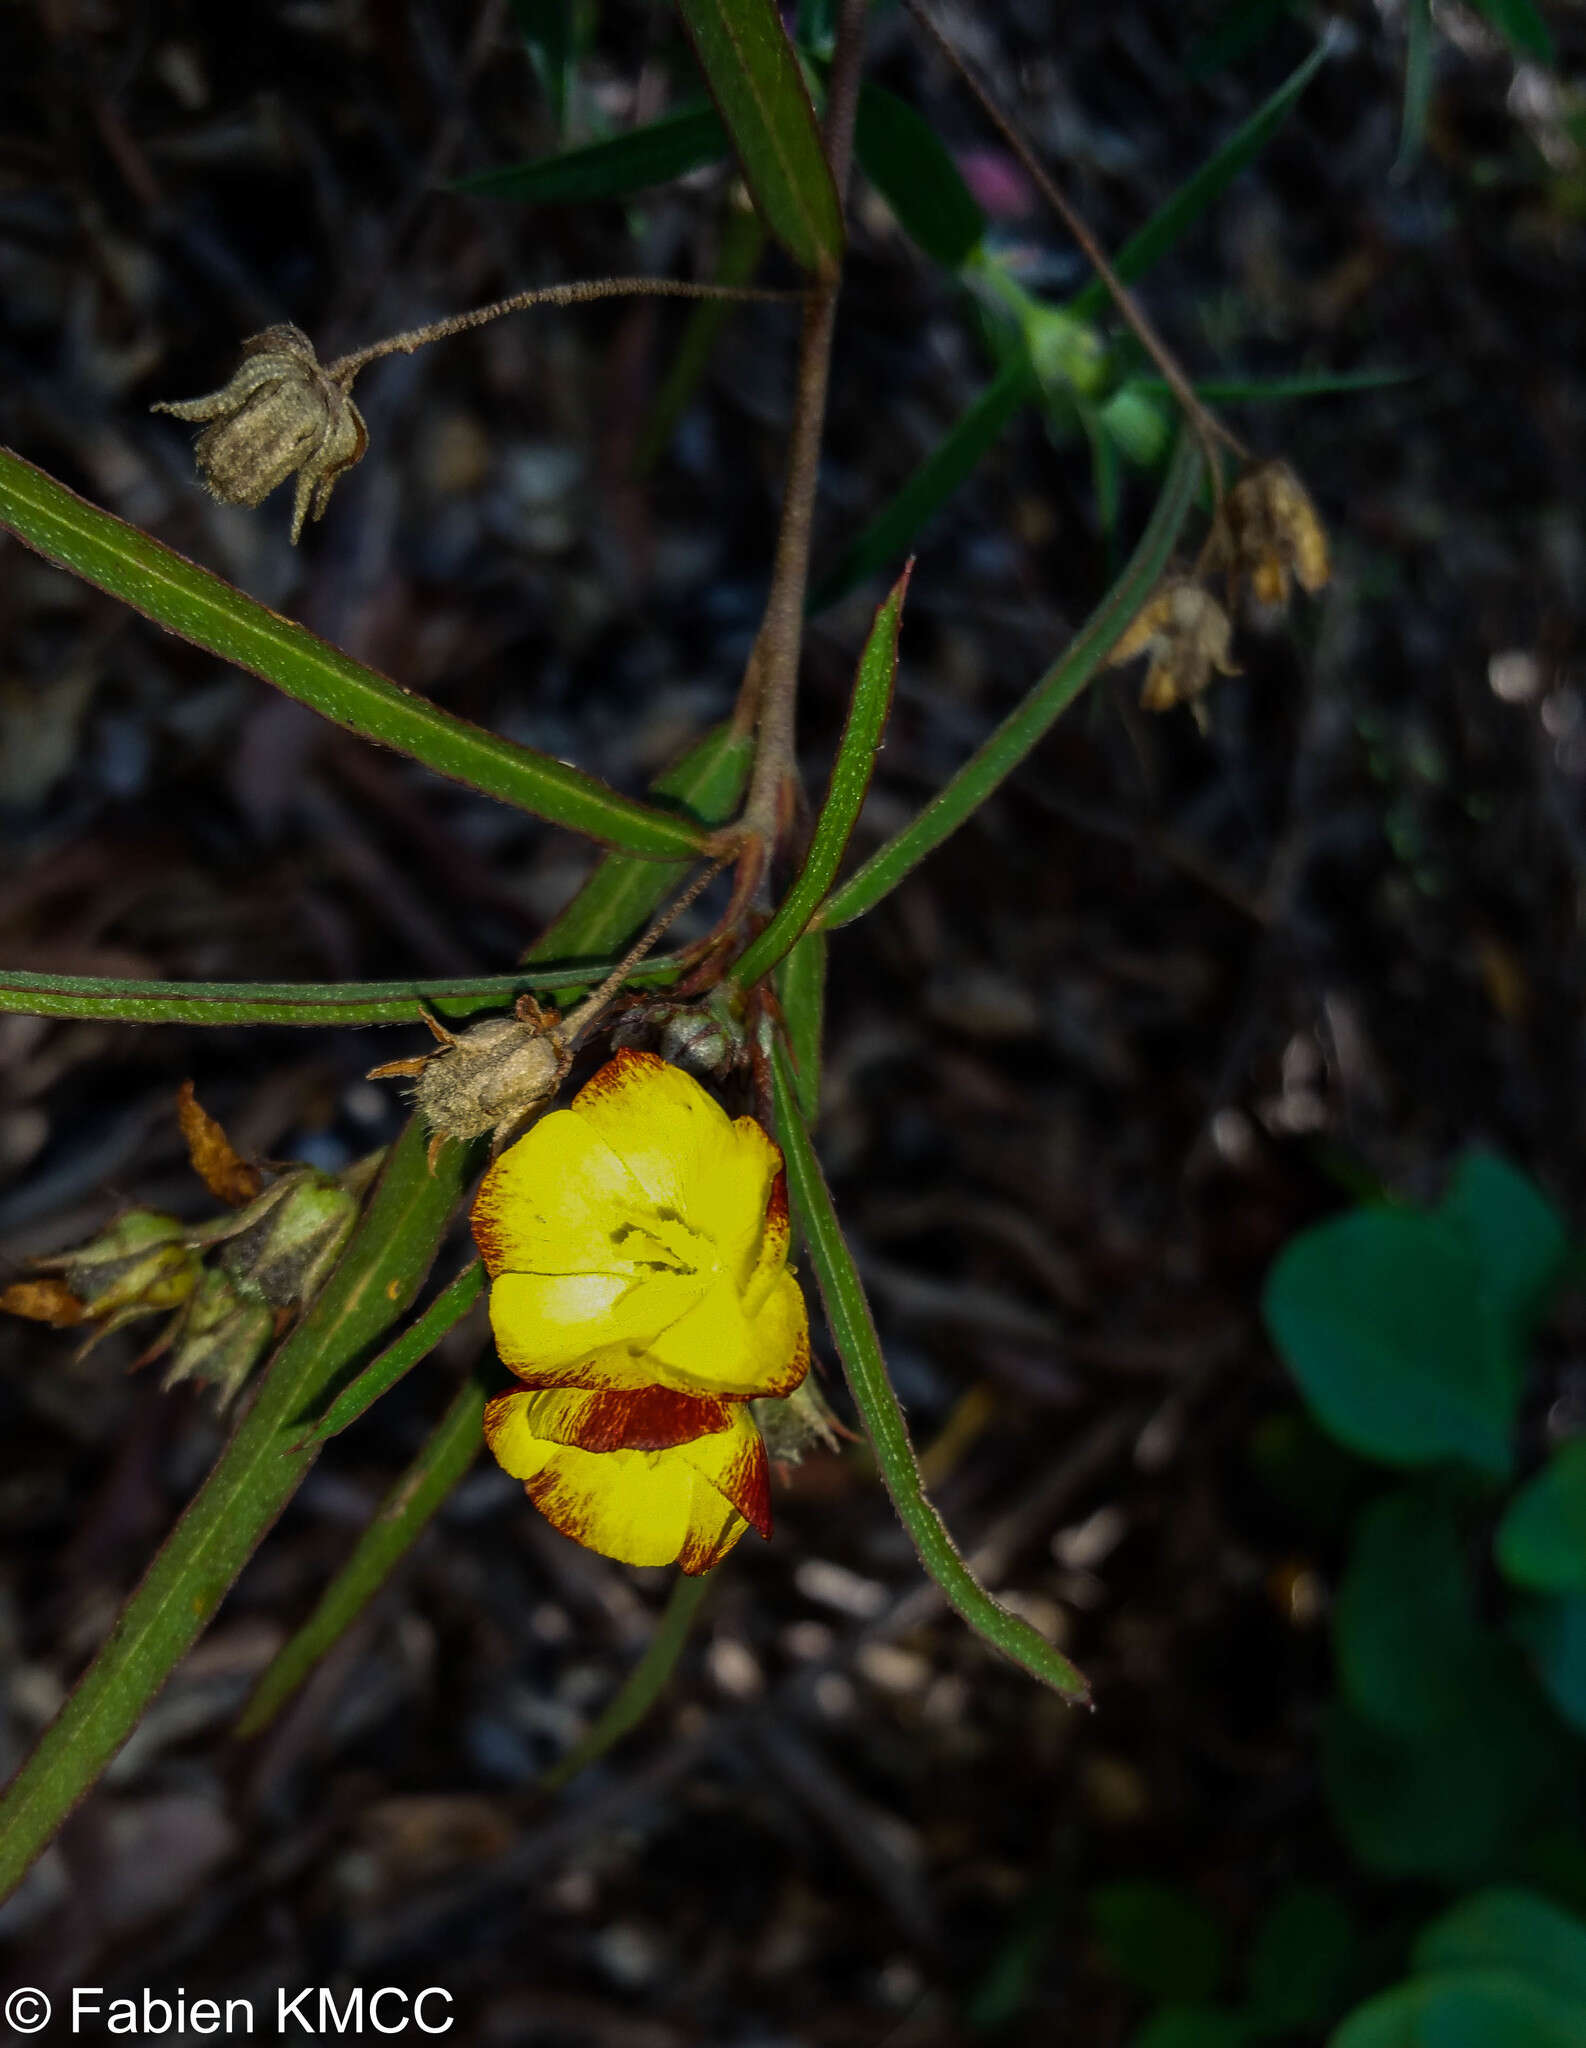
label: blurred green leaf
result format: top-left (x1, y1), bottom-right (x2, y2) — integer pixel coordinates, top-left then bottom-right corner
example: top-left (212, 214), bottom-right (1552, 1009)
top-left (0, 448), bottom-right (706, 859)
top-left (510, 0), bottom-right (576, 130)
top-left (1263, 1207), bottom-right (1519, 1479)
top-left (1499, 1442), bottom-right (1586, 1595)
top-left (1129, 2013), bottom-right (1248, 2048)
top-left (810, 354), bottom-right (1033, 610)
top-left (1333, 1970), bottom-right (1584, 2048)
top-left (457, 103), bottom-right (728, 203)
top-left (1416, 1889), bottom-right (1586, 2008)
top-left (1438, 1147), bottom-right (1568, 1363)
top-left (1513, 1593), bottom-right (1586, 1735)
top-left (1244, 1884), bottom-right (1358, 2038)
top-left (676, 0), bottom-right (843, 274)
top-left (1323, 1676), bottom-right (1569, 1883)
top-left (853, 81), bottom-right (986, 269)
top-left (1135, 368), bottom-right (1420, 403)
top-left (1091, 1883), bottom-right (1229, 2005)
top-left (1396, 0), bottom-right (1435, 173)
top-left (1469, 0), bottom-right (1554, 66)
top-left (1070, 38), bottom-right (1334, 323)
top-left (734, 564), bottom-right (908, 988)
top-left (1335, 1489), bottom-right (1482, 1734)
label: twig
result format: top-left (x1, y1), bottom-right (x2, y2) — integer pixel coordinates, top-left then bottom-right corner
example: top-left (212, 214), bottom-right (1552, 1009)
top-left (903, 0), bottom-right (1247, 481)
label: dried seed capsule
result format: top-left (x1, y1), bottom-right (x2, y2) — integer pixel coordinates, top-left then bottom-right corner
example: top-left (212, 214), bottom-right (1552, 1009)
top-left (1109, 577), bottom-right (1239, 714)
top-left (152, 325), bottom-right (367, 542)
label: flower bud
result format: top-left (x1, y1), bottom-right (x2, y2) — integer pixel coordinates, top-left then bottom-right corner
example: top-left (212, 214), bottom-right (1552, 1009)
top-left (31, 1210), bottom-right (201, 1331)
top-left (152, 325), bottom-right (368, 543)
top-left (161, 1268), bottom-right (276, 1410)
top-left (611, 998), bottom-right (744, 1078)
top-left (217, 1170), bottom-right (360, 1309)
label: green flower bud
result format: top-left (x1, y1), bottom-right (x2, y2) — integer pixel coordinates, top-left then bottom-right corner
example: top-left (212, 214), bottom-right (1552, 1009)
top-left (1024, 304), bottom-right (1111, 402)
top-left (162, 1268), bottom-right (276, 1410)
top-left (35, 1210), bottom-right (201, 1329)
top-left (218, 1170), bottom-right (360, 1309)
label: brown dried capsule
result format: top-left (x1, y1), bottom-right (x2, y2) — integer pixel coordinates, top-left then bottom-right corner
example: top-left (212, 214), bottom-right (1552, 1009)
top-left (1109, 577), bottom-right (1239, 717)
top-left (152, 325), bottom-right (367, 543)
top-left (1208, 460), bottom-right (1330, 610)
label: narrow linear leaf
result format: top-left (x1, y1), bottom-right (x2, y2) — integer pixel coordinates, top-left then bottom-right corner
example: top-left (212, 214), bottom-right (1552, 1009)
top-left (854, 80), bottom-right (986, 270)
top-left (734, 564), bottom-right (909, 987)
top-left (302, 1262), bottom-right (486, 1444)
top-left (0, 957), bottom-right (686, 1029)
top-left (676, 0), bottom-right (844, 274)
top-left (457, 103), bottom-right (729, 204)
top-left (539, 1569), bottom-right (716, 1792)
top-left (0, 1113), bottom-right (481, 1901)
top-left (769, 1038), bottom-right (1089, 1700)
top-left (235, 1366), bottom-right (492, 1739)
top-left (1071, 37), bottom-right (1334, 322)
top-left (1396, 0), bottom-right (1435, 173)
top-left (510, 0), bottom-right (575, 131)
top-left (810, 354), bottom-right (1034, 611)
top-left (776, 928), bottom-right (827, 1123)
top-left (1138, 368), bottom-right (1420, 402)
top-left (817, 431), bottom-right (1201, 930)
top-left (0, 448), bottom-right (705, 859)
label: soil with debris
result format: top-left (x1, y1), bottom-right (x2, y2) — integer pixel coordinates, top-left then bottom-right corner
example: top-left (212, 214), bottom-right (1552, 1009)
top-left (2, 2), bottom-right (1584, 2041)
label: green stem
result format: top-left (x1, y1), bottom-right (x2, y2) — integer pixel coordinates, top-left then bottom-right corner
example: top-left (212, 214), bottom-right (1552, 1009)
top-left (769, 1037), bottom-right (1089, 1701)
top-left (538, 1570), bottom-right (717, 1793)
top-left (0, 1114), bottom-right (482, 1900)
top-left (815, 431), bottom-right (1201, 930)
top-left (0, 448), bottom-right (705, 858)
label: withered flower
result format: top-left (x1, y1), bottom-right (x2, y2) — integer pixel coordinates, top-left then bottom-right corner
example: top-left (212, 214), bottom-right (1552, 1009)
top-left (1109, 577), bottom-right (1239, 716)
top-left (2, 1210), bottom-right (201, 1351)
top-left (152, 325), bottom-right (367, 543)
top-left (160, 1268), bottom-right (276, 1410)
top-left (1208, 460), bottom-right (1330, 609)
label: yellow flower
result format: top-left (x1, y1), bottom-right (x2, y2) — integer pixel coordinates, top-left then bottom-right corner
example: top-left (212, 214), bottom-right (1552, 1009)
top-left (472, 1050), bottom-right (809, 1571)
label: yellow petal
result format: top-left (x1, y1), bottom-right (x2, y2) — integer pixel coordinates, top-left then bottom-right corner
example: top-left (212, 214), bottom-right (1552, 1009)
top-left (488, 1267), bottom-right (704, 1379)
top-left (471, 1108), bottom-right (651, 1279)
top-left (646, 1267), bottom-right (809, 1399)
top-left (484, 1383), bottom-right (734, 1453)
top-left (484, 1392), bottom-right (769, 1572)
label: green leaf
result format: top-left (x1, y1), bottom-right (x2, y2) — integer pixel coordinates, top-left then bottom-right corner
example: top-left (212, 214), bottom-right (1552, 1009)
top-left (0, 447), bottom-right (705, 859)
top-left (1262, 1207), bottom-right (1519, 1479)
top-left (236, 1363), bottom-right (492, 1738)
top-left (0, 957), bottom-right (684, 1029)
top-left (302, 1261), bottom-right (485, 1443)
top-left (853, 81), bottom-right (986, 269)
top-left (816, 431), bottom-right (1202, 929)
top-left (1498, 1442), bottom-right (1586, 1595)
top-left (1438, 1147), bottom-right (1568, 1361)
top-left (1333, 1970), bottom-right (1585, 2048)
top-left (1416, 1889), bottom-right (1586, 2009)
top-left (776, 929), bottom-right (827, 1123)
top-left (1244, 1885), bottom-right (1358, 2038)
top-left (768, 1037), bottom-right (1089, 1700)
top-left (457, 103), bottom-right (729, 203)
top-left (810, 354), bottom-right (1034, 612)
top-left (1135, 368), bottom-right (1421, 403)
top-left (0, 1111), bottom-right (481, 1900)
top-left (538, 1569), bottom-right (716, 1791)
top-left (1070, 38), bottom-right (1334, 324)
top-left (1513, 1593), bottom-right (1586, 1735)
top-left (733, 564), bottom-right (907, 987)
top-left (1468, 0), bottom-right (1554, 66)
top-left (1335, 1488), bottom-right (1483, 1734)
top-left (675, 0), bottom-right (844, 275)
top-left (1090, 1882), bottom-right (1228, 2004)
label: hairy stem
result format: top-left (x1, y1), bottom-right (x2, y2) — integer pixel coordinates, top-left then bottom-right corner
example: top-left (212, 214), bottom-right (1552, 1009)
top-left (325, 277), bottom-right (803, 383)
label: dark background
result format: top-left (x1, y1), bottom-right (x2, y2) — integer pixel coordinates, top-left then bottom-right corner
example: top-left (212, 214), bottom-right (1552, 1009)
top-left (2, 1), bottom-right (1584, 2040)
